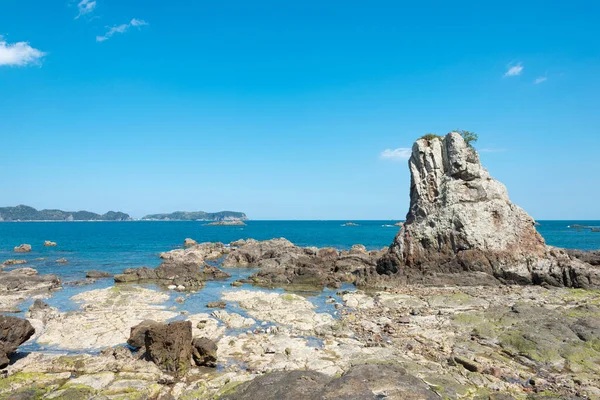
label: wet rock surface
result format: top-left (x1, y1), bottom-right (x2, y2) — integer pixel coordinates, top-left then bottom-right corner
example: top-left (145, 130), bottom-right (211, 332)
top-left (371, 132), bottom-right (600, 288)
top-left (33, 286), bottom-right (178, 350)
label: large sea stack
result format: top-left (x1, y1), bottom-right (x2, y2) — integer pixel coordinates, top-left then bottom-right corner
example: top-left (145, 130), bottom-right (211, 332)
top-left (374, 132), bottom-right (599, 287)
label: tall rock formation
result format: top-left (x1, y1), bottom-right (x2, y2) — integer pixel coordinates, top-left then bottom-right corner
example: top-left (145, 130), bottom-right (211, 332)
top-left (374, 132), bottom-right (599, 287)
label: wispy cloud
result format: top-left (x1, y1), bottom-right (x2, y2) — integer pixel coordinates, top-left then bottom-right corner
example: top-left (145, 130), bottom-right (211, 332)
top-left (478, 148), bottom-right (508, 153)
top-left (75, 0), bottom-right (96, 19)
top-left (380, 148), bottom-right (412, 161)
top-left (0, 35), bottom-right (46, 66)
top-left (504, 62), bottom-right (523, 77)
top-left (96, 18), bottom-right (148, 42)
top-left (534, 76), bottom-right (547, 84)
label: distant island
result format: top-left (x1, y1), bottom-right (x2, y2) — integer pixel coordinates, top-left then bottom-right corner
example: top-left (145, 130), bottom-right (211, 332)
top-left (0, 205), bottom-right (130, 221)
top-left (141, 211), bottom-right (248, 221)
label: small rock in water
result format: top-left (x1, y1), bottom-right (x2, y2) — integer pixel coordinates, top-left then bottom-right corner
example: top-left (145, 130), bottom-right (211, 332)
top-left (206, 301), bottom-right (226, 309)
top-left (14, 244), bottom-right (32, 253)
top-left (86, 270), bottom-right (112, 278)
top-left (231, 281), bottom-right (243, 287)
top-left (1, 259), bottom-right (27, 266)
top-left (44, 240), bottom-right (57, 247)
top-left (176, 285), bottom-right (185, 291)
top-left (56, 258), bottom-right (68, 264)
top-left (168, 284), bottom-right (177, 290)
top-left (175, 296), bottom-right (185, 304)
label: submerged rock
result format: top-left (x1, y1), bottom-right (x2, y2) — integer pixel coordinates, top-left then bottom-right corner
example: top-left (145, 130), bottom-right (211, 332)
top-left (43, 241), bottom-right (57, 247)
top-left (0, 315), bottom-right (35, 368)
top-left (372, 132), bottom-right (600, 288)
top-left (13, 244), bottom-right (31, 253)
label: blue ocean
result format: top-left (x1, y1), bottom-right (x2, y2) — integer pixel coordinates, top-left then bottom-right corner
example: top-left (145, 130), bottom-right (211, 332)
top-left (1, 220), bottom-right (599, 284)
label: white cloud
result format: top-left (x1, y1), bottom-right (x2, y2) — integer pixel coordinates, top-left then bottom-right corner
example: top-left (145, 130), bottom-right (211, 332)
top-left (0, 36), bottom-right (46, 66)
top-left (504, 63), bottom-right (523, 77)
top-left (534, 76), bottom-right (547, 84)
top-left (75, 0), bottom-right (96, 19)
top-left (380, 148), bottom-right (412, 161)
top-left (96, 18), bottom-right (148, 42)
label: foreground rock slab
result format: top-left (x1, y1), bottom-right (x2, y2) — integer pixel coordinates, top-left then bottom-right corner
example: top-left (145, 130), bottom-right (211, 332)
top-left (34, 286), bottom-right (178, 350)
top-left (220, 363), bottom-right (438, 400)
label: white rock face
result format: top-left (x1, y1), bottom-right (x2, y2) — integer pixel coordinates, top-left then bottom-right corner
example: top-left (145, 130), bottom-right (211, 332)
top-left (221, 290), bottom-right (335, 333)
top-left (375, 132), bottom-right (600, 288)
top-left (34, 286), bottom-right (178, 350)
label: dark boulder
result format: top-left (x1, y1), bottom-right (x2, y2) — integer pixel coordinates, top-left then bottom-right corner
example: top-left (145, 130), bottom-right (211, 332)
top-left (0, 315), bottom-right (35, 368)
top-left (192, 337), bottom-right (217, 367)
top-left (127, 319), bottom-right (160, 349)
top-left (143, 320), bottom-right (193, 375)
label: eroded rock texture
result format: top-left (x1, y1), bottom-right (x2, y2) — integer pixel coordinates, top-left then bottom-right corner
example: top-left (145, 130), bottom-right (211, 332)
top-left (373, 132), bottom-right (599, 288)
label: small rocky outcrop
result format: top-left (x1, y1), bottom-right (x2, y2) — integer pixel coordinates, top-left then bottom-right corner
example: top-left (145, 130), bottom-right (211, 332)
top-left (183, 238), bottom-right (197, 247)
top-left (86, 270), bottom-right (112, 278)
top-left (114, 242), bottom-right (231, 289)
top-left (205, 220), bottom-right (246, 226)
top-left (13, 244), bottom-right (31, 253)
top-left (371, 132), bottom-right (600, 288)
top-left (225, 238), bottom-right (379, 289)
top-left (28, 299), bottom-right (59, 324)
top-left (566, 249), bottom-right (600, 266)
top-left (43, 241), bottom-right (57, 247)
top-left (0, 315), bottom-right (35, 368)
top-left (0, 270), bottom-right (60, 293)
top-left (192, 337), bottom-right (217, 367)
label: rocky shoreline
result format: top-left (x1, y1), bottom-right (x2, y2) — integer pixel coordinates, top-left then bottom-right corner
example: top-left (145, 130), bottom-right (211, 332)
top-left (1, 133), bottom-right (599, 399)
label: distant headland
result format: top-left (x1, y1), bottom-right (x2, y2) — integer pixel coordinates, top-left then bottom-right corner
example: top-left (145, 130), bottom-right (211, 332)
top-left (0, 205), bottom-right (248, 222)
top-left (0, 205), bottom-right (130, 221)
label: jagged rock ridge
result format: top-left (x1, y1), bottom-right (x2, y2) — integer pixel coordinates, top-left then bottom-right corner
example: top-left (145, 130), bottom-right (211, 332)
top-left (375, 132), bottom-right (599, 288)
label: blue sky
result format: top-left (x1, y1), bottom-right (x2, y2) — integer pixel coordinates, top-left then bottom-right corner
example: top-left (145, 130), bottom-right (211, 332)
top-left (1, 1), bottom-right (599, 219)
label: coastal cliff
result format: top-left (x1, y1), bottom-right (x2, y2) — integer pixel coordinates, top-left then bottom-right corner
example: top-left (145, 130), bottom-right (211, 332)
top-left (375, 132), bottom-right (600, 287)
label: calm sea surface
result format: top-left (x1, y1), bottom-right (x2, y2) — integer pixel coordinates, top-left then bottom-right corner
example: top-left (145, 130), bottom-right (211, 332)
top-left (0, 220), bottom-right (599, 283)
